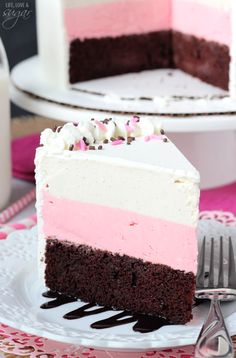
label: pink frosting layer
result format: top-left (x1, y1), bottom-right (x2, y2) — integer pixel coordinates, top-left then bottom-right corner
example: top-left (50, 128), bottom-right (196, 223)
top-left (64, 0), bottom-right (172, 40)
top-left (172, 0), bottom-right (231, 47)
top-left (42, 191), bottom-right (197, 273)
top-left (64, 0), bottom-right (231, 46)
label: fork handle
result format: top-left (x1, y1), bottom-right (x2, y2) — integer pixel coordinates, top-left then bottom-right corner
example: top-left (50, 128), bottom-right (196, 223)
top-left (195, 299), bottom-right (234, 357)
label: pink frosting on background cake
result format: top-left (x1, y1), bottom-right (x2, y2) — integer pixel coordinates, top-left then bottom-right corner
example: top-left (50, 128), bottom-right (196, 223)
top-left (37, 0), bottom-right (233, 90)
top-left (64, 0), bottom-right (231, 45)
top-left (65, 0), bottom-right (171, 40)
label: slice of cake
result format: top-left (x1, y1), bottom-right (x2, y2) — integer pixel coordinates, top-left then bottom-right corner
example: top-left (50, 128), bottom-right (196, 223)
top-left (35, 117), bottom-right (200, 324)
top-left (36, 0), bottom-right (233, 92)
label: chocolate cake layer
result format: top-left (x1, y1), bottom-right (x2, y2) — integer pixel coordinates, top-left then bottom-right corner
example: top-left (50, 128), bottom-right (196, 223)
top-left (172, 31), bottom-right (230, 90)
top-left (69, 30), bottom-right (230, 90)
top-left (69, 31), bottom-right (173, 83)
top-left (45, 238), bottom-right (195, 324)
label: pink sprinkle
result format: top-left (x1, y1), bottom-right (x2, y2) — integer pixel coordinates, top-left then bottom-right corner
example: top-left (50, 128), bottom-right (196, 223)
top-left (149, 134), bottom-right (162, 141)
top-left (10, 223), bottom-right (26, 230)
top-left (131, 115), bottom-right (139, 125)
top-left (144, 135), bottom-right (150, 142)
top-left (0, 232), bottom-right (7, 240)
top-left (112, 140), bottom-right (123, 146)
top-left (80, 139), bottom-right (87, 151)
top-left (95, 120), bottom-right (107, 132)
top-left (75, 139), bottom-right (87, 151)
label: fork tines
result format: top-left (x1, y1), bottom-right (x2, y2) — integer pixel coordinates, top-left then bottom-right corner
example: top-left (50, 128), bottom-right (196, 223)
top-left (196, 236), bottom-right (236, 289)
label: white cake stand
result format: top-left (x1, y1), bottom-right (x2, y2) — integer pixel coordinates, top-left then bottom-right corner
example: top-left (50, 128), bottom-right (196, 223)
top-left (10, 56), bottom-right (236, 189)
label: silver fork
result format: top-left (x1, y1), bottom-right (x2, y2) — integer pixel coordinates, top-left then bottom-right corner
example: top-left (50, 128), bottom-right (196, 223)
top-left (195, 236), bottom-right (236, 358)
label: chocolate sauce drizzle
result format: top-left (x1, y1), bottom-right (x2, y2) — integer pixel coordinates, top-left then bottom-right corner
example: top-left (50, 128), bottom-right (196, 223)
top-left (41, 290), bottom-right (77, 308)
top-left (41, 291), bottom-right (171, 333)
top-left (91, 310), bottom-right (169, 333)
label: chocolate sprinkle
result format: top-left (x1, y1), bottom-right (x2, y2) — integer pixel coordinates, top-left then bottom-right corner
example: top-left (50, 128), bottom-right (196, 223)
top-left (98, 145), bottom-right (103, 150)
top-left (83, 137), bottom-right (89, 146)
top-left (110, 137), bottom-right (116, 142)
top-left (103, 139), bottom-right (109, 144)
top-left (102, 118), bottom-right (111, 125)
top-left (89, 145), bottom-right (96, 150)
top-left (53, 125), bottom-right (62, 133)
top-left (128, 136), bottom-right (135, 142)
top-left (118, 136), bottom-right (125, 141)
top-left (69, 144), bottom-right (74, 151)
top-left (163, 138), bottom-right (168, 142)
top-left (160, 129), bottom-right (165, 135)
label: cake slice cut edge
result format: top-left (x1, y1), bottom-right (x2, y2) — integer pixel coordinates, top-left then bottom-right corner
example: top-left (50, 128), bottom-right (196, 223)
top-left (35, 118), bottom-right (200, 325)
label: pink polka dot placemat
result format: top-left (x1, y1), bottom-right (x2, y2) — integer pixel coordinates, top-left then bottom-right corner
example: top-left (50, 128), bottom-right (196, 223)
top-left (0, 324), bottom-right (195, 357)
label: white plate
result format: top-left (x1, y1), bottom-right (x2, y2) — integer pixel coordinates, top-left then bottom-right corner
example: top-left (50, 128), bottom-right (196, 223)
top-left (1, 221), bottom-right (236, 351)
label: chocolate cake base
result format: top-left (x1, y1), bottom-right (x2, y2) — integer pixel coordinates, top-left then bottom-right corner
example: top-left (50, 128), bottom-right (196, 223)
top-left (45, 238), bottom-right (195, 324)
top-left (69, 30), bottom-right (229, 90)
top-left (69, 31), bottom-right (173, 83)
top-left (172, 31), bottom-right (230, 90)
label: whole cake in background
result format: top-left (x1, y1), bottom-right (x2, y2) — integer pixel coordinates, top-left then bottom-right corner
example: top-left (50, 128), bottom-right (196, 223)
top-left (37, 0), bottom-right (233, 92)
top-left (35, 117), bottom-right (200, 324)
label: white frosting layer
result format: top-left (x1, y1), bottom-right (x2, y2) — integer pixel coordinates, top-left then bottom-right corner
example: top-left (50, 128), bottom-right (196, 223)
top-left (36, 0), bottom-right (69, 87)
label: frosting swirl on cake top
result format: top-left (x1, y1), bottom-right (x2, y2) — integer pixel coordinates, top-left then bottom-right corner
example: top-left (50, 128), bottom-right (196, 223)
top-left (40, 117), bottom-right (166, 153)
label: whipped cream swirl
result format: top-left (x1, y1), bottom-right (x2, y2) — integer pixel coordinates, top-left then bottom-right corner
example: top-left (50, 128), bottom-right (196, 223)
top-left (40, 117), bottom-right (164, 153)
